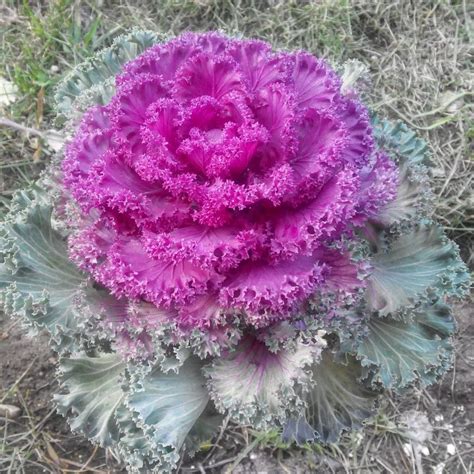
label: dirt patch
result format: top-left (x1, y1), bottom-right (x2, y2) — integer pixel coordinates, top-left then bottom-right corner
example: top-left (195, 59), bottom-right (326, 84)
top-left (0, 318), bottom-right (123, 472)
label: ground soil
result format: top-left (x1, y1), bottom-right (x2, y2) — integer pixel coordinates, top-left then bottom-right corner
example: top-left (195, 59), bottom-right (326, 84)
top-left (0, 324), bottom-right (114, 472)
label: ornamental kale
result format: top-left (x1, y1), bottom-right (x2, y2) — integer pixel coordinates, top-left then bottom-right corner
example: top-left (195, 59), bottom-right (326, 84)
top-left (0, 31), bottom-right (469, 472)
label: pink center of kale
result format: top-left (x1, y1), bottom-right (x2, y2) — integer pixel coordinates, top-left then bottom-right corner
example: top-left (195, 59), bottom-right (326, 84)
top-left (62, 32), bottom-right (398, 329)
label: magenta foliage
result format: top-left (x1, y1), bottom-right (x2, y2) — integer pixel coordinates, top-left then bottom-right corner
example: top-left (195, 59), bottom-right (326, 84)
top-left (62, 32), bottom-right (398, 331)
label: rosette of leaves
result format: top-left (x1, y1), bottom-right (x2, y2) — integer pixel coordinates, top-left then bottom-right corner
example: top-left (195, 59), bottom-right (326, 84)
top-left (0, 31), bottom-right (469, 472)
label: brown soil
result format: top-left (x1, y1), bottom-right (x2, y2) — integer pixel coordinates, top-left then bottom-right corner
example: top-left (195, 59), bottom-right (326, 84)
top-left (0, 321), bottom-right (121, 472)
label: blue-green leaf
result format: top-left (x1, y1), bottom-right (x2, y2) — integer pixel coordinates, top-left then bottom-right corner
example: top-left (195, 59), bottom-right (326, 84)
top-left (368, 226), bottom-right (468, 315)
top-left (376, 160), bottom-right (433, 226)
top-left (55, 353), bottom-right (126, 447)
top-left (127, 357), bottom-right (210, 471)
top-left (117, 399), bottom-right (221, 472)
top-left (372, 118), bottom-right (434, 227)
top-left (55, 29), bottom-right (160, 120)
top-left (115, 404), bottom-right (162, 472)
top-left (357, 303), bottom-right (455, 389)
top-left (282, 416), bottom-right (317, 444)
top-left (206, 335), bottom-right (325, 429)
top-left (0, 196), bottom-right (88, 350)
top-left (285, 352), bottom-right (379, 444)
top-left (372, 118), bottom-right (430, 166)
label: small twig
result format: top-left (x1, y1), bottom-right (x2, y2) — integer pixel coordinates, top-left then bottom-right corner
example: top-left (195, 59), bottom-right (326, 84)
top-left (49, 457), bottom-right (107, 473)
top-left (197, 462), bottom-right (206, 474)
top-left (411, 92), bottom-right (473, 119)
top-left (0, 356), bottom-right (38, 403)
top-left (180, 456), bottom-right (237, 472)
top-left (385, 104), bottom-right (457, 131)
top-left (224, 437), bottom-right (259, 473)
top-left (0, 116), bottom-right (64, 155)
top-left (277, 450), bottom-right (291, 474)
top-left (0, 117), bottom-right (45, 138)
top-left (202, 414), bottom-right (230, 464)
top-left (449, 435), bottom-right (469, 474)
top-left (375, 457), bottom-right (396, 473)
top-left (78, 445), bottom-right (99, 473)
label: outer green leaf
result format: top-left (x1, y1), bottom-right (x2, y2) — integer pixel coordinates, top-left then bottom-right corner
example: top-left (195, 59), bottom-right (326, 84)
top-left (127, 357), bottom-right (210, 471)
top-left (372, 118), bottom-right (434, 227)
top-left (308, 352), bottom-right (379, 443)
top-left (372, 118), bottom-right (430, 166)
top-left (357, 303), bottom-right (455, 389)
top-left (115, 404), bottom-right (162, 473)
top-left (376, 159), bottom-right (433, 226)
top-left (0, 197), bottom-right (87, 350)
top-left (206, 336), bottom-right (325, 429)
top-left (284, 352), bottom-right (379, 444)
top-left (282, 416), bottom-right (317, 444)
top-left (116, 401), bottom-right (221, 472)
top-left (55, 353), bottom-right (126, 447)
top-left (55, 29), bottom-right (160, 119)
top-left (368, 226), bottom-right (468, 315)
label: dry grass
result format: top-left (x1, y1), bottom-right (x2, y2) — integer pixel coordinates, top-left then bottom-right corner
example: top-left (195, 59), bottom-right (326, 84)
top-left (1, 0), bottom-right (472, 237)
top-left (347, 1), bottom-right (474, 260)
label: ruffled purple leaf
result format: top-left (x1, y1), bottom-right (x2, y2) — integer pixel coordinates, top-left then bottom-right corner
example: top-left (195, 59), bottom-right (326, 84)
top-left (62, 31), bottom-right (398, 334)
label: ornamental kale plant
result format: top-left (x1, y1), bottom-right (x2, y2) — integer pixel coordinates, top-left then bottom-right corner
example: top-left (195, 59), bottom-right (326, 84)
top-left (0, 31), bottom-right (469, 472)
